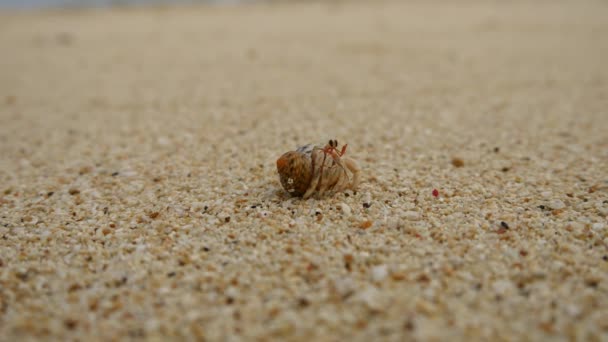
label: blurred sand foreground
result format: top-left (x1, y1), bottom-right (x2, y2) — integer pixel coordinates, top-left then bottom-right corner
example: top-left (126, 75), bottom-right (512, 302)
top-left (1, 1), bottom-right (607, 340)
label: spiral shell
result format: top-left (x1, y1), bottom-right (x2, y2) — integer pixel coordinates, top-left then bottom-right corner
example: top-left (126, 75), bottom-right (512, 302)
top-left (276, 151), bottom-right (312, 197)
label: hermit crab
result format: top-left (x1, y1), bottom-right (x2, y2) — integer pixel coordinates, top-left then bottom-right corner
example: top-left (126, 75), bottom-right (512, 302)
top-left (276, 139), bottom-right (360, 199)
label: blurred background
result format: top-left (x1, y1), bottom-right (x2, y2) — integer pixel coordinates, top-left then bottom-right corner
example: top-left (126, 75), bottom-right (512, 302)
top-left (0, 0), bottom-right (255, 9)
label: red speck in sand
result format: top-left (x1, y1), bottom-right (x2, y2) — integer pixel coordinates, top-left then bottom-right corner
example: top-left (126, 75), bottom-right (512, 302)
top-left (432, 189), bottom-right (439, 197)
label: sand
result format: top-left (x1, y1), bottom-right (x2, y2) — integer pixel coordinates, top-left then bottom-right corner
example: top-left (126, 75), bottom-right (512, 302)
top-left (1, 1), bottom-right (607, 340)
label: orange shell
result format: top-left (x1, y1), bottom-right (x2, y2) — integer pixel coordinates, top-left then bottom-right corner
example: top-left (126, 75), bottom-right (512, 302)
top-left (276, 151), bottom-right (313, 197)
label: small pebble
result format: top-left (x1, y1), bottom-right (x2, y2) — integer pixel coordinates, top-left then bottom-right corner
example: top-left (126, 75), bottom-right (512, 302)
top-left (548, 199), bottom-right (565, 210)
top-left (451, 157), bottom-right (464, 168)
top-left (371, 265), bottom-right (389, 282)
top-left (359, 220), bottom-right (373, 229)
top-left (357, 286), bottom-right (383, 311)
top-left (403, 211), bottom-right (421, 221)
top-left (338, 203), bottom-right (351, 216)
top-left (492, 279), bottom-right (513, 295)
top-left (297, 297), bottom-right (310, 307)
top-left (64, 318), bottom-right (78, 330)
top-left (541, 191), bottom-right (553, 198)
top-left (332, 277), bottom-right (355, 299)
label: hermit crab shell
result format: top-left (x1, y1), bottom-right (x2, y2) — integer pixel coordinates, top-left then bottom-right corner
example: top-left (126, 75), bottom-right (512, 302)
top-left (276, 151), bottom-right (313, 197)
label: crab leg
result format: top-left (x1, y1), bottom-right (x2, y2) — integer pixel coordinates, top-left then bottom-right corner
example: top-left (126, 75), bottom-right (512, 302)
top-left (342, 157), bottom-right (360, 190)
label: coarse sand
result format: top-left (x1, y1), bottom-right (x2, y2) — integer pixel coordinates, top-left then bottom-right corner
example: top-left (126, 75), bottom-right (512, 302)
top-left (1, 1), bottom-right (607, 340)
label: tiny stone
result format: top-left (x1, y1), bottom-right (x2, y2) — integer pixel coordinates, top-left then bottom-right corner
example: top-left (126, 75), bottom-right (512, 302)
top-left (333, 277), bottom-right (355, 299)
top-left (357, 286), bottom-right (383, 311)
top-left (338, 203), bottom-right (352, 216)
top-left (592, 222), bottom-right (605, 231)
top-left (451, 157), bottom-right (464, 168)
top-left (297, 297), bottom-right (310, 307)
top-left (64, 318), bottom-right (78, 330)
top-left (403, 211), bottom-right (421, 221)
top-left (548, 199), bottom-right (565, 210)
top-left (79, 166), bottom-right (92, 175)
top-left (359, 220), bottom-right (373, 229)
top-left (371, 265), bottom-right (389, 282)
top-left (585, 279), bottom-right (599, 288)
top-left (566, 304), bottom-right (581, 318)
top-left (492, 279), bottom-right (513, 295)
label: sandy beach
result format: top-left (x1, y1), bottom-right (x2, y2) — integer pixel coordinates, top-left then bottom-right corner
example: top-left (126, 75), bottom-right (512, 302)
top-left (1, 1), bottom-right (607, 340)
